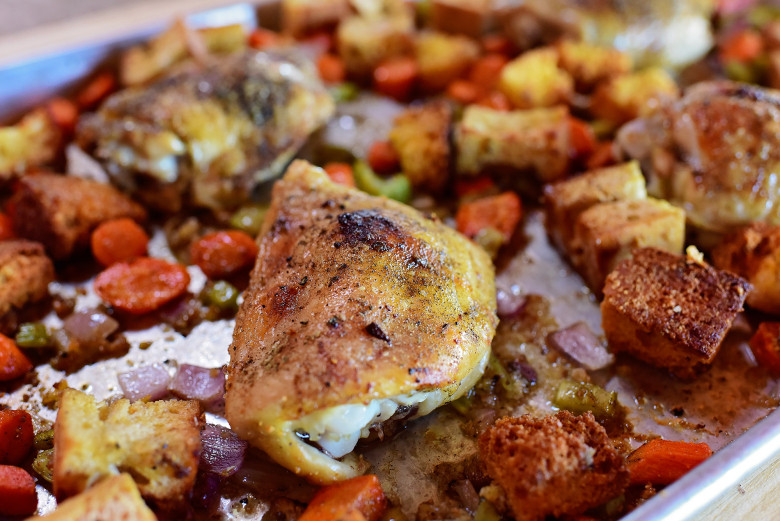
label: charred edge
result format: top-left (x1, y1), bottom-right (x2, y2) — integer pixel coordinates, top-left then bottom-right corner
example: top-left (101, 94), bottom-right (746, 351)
top-left (337, 210), bottom-right (403, 252)
top-left (366, 322), bottom-right (390, 343)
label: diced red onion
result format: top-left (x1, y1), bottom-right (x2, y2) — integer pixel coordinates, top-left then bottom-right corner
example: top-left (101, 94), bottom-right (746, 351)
top-left (452, 479), bottom-right (480, 513)
top-left (496, 288), bottom-right (525, 318)
top-left (118, 363), bottom-right (172, 402)
top-left (63, 310), bottom-right (119, 347)
top-left (548, 322), bottom-right (614, 371)
top-left (170, 364), bottom-right (225, 407)
top-left (200, 424), bottom-right (247, 478)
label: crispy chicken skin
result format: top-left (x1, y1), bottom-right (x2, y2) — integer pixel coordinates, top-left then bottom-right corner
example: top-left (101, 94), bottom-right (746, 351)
top-left (618, 81), bottom-right (780, 235)
top-left (77, 50), bottom-right (334, 212)
top-left (225, 160), bottom-right (497, 483)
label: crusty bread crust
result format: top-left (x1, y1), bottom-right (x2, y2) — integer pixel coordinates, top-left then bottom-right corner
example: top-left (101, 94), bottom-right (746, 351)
top-left (0, 239), bottom-right (53, 318)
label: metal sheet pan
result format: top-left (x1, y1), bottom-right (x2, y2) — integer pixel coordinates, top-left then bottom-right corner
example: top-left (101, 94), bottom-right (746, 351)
top-left (1, 2), bottom-right (779, 520)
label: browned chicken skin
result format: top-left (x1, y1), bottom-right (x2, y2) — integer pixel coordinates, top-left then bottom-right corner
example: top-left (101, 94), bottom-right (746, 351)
top-left (225, 160), bottom-right (497, 483)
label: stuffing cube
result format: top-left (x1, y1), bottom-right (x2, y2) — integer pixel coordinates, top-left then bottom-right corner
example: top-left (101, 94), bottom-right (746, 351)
top-left (544, 161), bottom-right (646, 255)
top-left (11, 173), bottom-right (146, 260)
top-left (574, 198), bottom-right (685, 294)
top-left (557, 40), bottom-right (633, 90)
top-left (337, 13), bottom-right (414, 79)
top-left (712, 222), bottom-right (780, 315)
top-left (36, 474), bottom-right (156, 521)
top-left (0, 240), bottom-right (54, 320)
top-left (498, 47), bottom-right (573, 109)
top-left (601, 248), bottom-right (750, 378)
top-left (389, 100), bottom-right (451, 193)
top-left (455, 105), bottom-right (570, 182)
top-left (429, 0), bottom-right (493, 38)
top-left (415, 31), bottom-right (480, 93)
top-left (281, 0), bottom-right (351, 38)
top-left (53, 389), bottom-right (201, 508)
top-left (478, 411), bottom-right (629, 521)
top-left (590, 68), bottom-right (679, 126)
top-left (0, 108), bottom-right (60, 182)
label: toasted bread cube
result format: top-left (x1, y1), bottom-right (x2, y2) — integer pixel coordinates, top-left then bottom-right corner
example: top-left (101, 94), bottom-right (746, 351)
top-left (602, 248), bottom-right (750, 378)
top-left (455, 105), bottom-right (570, 181)
top-left (479, 412), bottom-right (629, 521)
top-left (574, 198), bottom-right (685, 294)
top-left (0, 240), bottom-right (54, 319)
top-left (0, 108), bottom-right (60, 181)
top-left (544, 161), bottom-right (646, 254)
top-left (54, 389), bottom-right (201, 508)
top-left (415, 31), bottom-right (480, 93)
top-left (11, 173), bottom-right (146, 260)
top-left (34, 474), bottom-right (156, 521)
top-left (590, 68), bottom-right (679, 126)
top-left (282, 0), bottom-right (351, 37)
top-left (389, 100), bottom-right (451, 193)
top-left (429, 0), bottom-right (493, 38)
top-left (557, 40), bottom-right (632, 90)
top-left (337, 13), bottom-right (414, 79)
top-left (498, 47), bottom-right (573, 109)
top-left (712, 222), bottom-right (780, 315)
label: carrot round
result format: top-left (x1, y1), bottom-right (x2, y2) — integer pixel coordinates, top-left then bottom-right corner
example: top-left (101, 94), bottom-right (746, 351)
top-left (0, 465), bottom-right (37, 516)
top-left (720, 29), bottom-right (764, 63)
top-left (91, 218), bottom-right (149, 267)
top-left (627, 439), bottom-right (713, 485)
top-left (373, 57), bottom-right (418, 101)
top-left (749, 322), bottom-right (780, 375)
top-left (318, 53), bottom-right (346, 84)
top-left (456, 191), bottom-right (522, 242)
top-left (46, 98), bottom-right (79, 134)
top-left (482, 34), bottom-right (513, 55)
top-left (76, 72), bottom-right (116, 110)
top-left (298, 475), bottom-right (387, 521)
top-left (0, 212), bottom-right (14, 240)
top-left (0, 333), bottom-right (33, 382)
top-left (190, 230), bottom-right (259, 279)
top-left (446, 80), bottom-right (482, 105)
top-left (94, 257), bottom-right (190, 314)
top-left (367, 141), bottom-right (400, 175)
top-left (0, 410), bottom-right (33, 465)
top-left (468, 53), bottom-right (509, 89)
top-left (586, 141), bottom-right (616, 170)
top-left (248, 28), bottom-right (280, 49)
top-left (324, 163), bottom-right (356, 188)
top-left (569, 117), bottom-right (597, 159)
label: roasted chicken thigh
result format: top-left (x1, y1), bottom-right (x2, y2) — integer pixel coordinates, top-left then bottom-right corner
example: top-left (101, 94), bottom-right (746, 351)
top-left (225, 160), bottom-right (497, 483)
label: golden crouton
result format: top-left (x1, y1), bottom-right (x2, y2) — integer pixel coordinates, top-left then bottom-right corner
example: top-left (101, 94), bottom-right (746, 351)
top-left (429, 0), bottom-right (492, 37)
top-left (11, 173), bottom-right (146, 260)
top-left (498, 47), bottom-right (573, 109)
top-left (0, 240), bottom-right (54, 319)
top-left (544, 161), bottom-right (646, 255)
top-left (478, 412), bottom-right (629, 521)
top-left (455, 105), bottom-right (570, 182)
top-left (337, 12), bottom-right (414, 79)
top-left (590, 68), bottom-right (679, 126)
top-left (557, 40), bottom-right (633, 90)
top-left (282, 0), bottom-right (351, 37)
top-left (712, 222), bottom-right (780, 315)
top-left (415, 31), bottom-right (480, 93)
top-left (31, 474), bottom-right (156, 521)
top-left (602, 248), bottom-right (750, 378)
top-left (54, 389), bottom-right (201, 508)
top-left (389, 100), bottom-right (451, 193)
top-left (0, 108), bottom-right (60, 182)
top-left (574, 198), bottom-right (685, 294)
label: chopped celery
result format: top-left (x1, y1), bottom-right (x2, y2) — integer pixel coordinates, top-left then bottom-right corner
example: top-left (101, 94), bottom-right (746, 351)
top-left (487, 354), bottom-right (525, 400)
top-left (748, 5), bottom-right (780, 27)
top-left (554, 380), bottom-right (617, 419)
top-left (205, 281), bottom-right (240, 311)
top-left (353, 160), bottom-right (412, 203)
top-left (329, 82), bottom-right (359, 103)
top-left (474, 500), bottom-right (501, 521)
top-left (451, 393), bottom-right (473, 415)
top-left (724, 61), bottom-right (759, 84)
top-left (474, 227), bottom-right (505, 258)
top-left (15, 322), bottom-right (50, 348)
top-left (34, 429), bottom-right (54, 450)
top-left (33, 448), bottom-right (54, 483)
top-left (229, 204), bottom-right (267, 236)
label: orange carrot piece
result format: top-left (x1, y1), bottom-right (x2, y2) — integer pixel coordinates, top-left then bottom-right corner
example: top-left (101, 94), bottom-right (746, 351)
top-left (482, 34), bottom-right (513, 55)
top-left (586, 141), bottom-right (615, 170)
top-left (569, 117), bottom-right (597, 159)
top-left (0, 410), bottom-right (33, 465)
top-left (455, 191), bottom-right (522, 241)
top-left (94, 257), bottom-right (190, 314)
top-left (749, 322), bottom-right (780, 375)
top-left (373, 57), bottom-right (418, 101)
top-left (76, 72), bottom-right (116, 110)
top-left (476, 90), bottom-right (511, 111)
top-left (249, 28), bottom-right (280, 49)
top-left (628, 439), bottom-right (713, 485)
top-left (0, 212), bottom-right (15, 240)
top-left (720, 29), bottom-right (764, 63)
top-left (367, 141), bottom-right (400, 174)
top-left (468, 53), bottom-right (509, 89)
top-left (324, 162), bottom-right (356, 188)
top-left (91, 218), bottom-right (149, 267)
top-left (45, 97), bottom-right (79, 134)
top-left (190, 230), bottom-right (259, 279)
top-left (318, 53), bottom-right (346, 84)
top-left (0, 465), bottom-right (37, 516)
top-left (298, 475), bottom-right (388, 521)
top-left (454, 175), bottom-right (496, 199)
top-left (0, 334), bottom-right (33, 382)
top-left (446, 80), bottom-right (483, 104)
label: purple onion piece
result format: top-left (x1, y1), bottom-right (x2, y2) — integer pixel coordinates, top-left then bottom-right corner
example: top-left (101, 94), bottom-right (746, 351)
top-left (170, 364), bottom-right (225, 407)
top-left (118, 363), bottom-right (172, 402)
top-left (452, 479), bottom-right (480, 513)
top-left (200, 424), bottom-right (247, 478)
top-left (63, 310), bottom-right (119, 347)
top-left (496, 288), bottom-right (525, 318)
top-left (547, 322), bottom-right (615, 371)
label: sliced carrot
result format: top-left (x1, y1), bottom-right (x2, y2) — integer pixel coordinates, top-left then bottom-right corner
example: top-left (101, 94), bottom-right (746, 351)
top-left (91, 218), bottom-right (149, 267)
top-left (367, 141), bottom-right (400, 175)
top-left (446, 80), bottom-right (483, 105)
top-left (468, 53), bottom-right (509, 89)
top-left (454, 175), bottom-right (496, 199)
top-left (324, 162), bottom-right (356, 188)
top-left (628, 439), bottom-right (713, 485)
top-left (76, 72), bottom-right (116, 110)
top-left (476, 90), bottom-right (511, 111)
top-left (0, 333), bottom-right (33, 382)
top-left (0, 410), bottom-right (33, 465)
top-left (190, 230), bottom-right (259, 279)
top-left (298, 475), bottom-right (387, 521)
top-left (0, 212), bottom-right (15, 240)
top-left (482, 34), bottom-right (513, 55)
top-left (45, 97), bottom-right (79, 134)
top-left (0, 465), bottom-right (37, 516)
top-left (249, 28), bottom-right (280, 49)
top-left (455, 191), bottom-right (522, 241)
top-left (318, 53), bottom-right (346, 84)
top-left (720, 29), bottom-right (764, 63)
top-left (569, 117), bottom-right (597, 159)
top-left (749, 322), bottom-right (780, 375)
top-left (586, 141), bottom-right (616, 170)
top-left (94, 257), bottom-right (190, 314)
top-left (373, 57), bottom-right (418, 101)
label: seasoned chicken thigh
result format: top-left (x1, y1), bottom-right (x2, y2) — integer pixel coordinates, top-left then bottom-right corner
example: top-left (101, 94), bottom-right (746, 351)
top-left (225, 160), bottom-right (497, 484)
top-left (617, 81), bottom-right (780, 235)
top-left (77, 50), bottom-right (334, 212)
